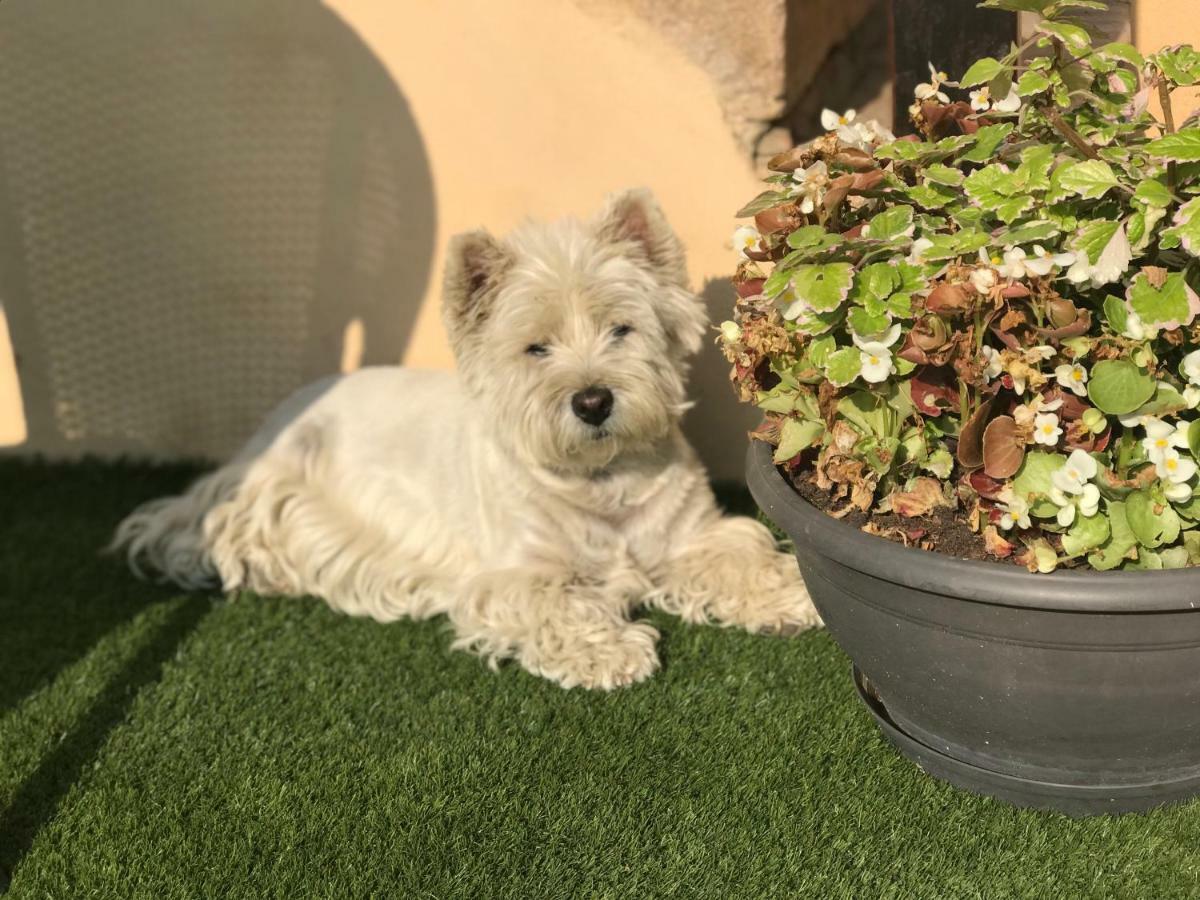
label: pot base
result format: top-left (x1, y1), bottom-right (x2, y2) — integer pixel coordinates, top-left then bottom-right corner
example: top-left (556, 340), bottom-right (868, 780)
top-left (853, 666), bottom-right (1200, 817)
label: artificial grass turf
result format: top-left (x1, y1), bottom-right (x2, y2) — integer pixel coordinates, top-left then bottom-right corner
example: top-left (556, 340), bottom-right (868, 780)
top-left (4, 462), bottom-right (1200, 898)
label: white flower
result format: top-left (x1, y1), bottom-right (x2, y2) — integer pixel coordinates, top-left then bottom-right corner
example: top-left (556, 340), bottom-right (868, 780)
top-left (997, 247), bottom-right (1030, 280)
top-left (971, 266), bottom-right (997, 295)
top-left (1014, 395), bottom-right (1063, 429)
top-left (1119, 410), bottom-right (1154, 429)
top-left (992, 87), bottom-right (1022, 113)
top-left (858, 344), bottom-right (896, 383)
top-left (1033, 412), bottom-right (1062, 446)
top-left (1183, 349), bottom-right (1200, 386)
top-left (907, 237), bottom-right (934, 265)
top-left (1054, 363), bottom-right (1088, 397)
top-left (915, 62), bottom-right (951, 104)
top-left (1122, 309), bottom-right (1150, 341)
top-left (981, 345), bottom-right (1004, 380)
top-left (996, 487), bottom-right (1031, 531)
top-left (866, 120), bottom-right (896, 144)
top-left (1156, 448), bottom-right (1198, 485)
top-left (733, 225), bottom-right (760, 258)
top-left (969, 86), bottom-right (992, 112)
top-left (1065, 224), bottom-right (1132, 288)
top-left (852, 323), bottom-right (901, 384)
top-left (719, 320), bottom-right (741, 343)
top-left (821, 108), bottom-right (856, 131)
top-left (1049, 455), bottom-right (1100, 526)
top-left (1184, 386), bottom-right (1200, 409)
top-left (791, 161), bottom-right (830, 215)
top-left (1142, 418), bottom-right (1189, 464)
top-left (1052, 449), bottom-right (1098, 496)
top-left (1165, 481), bottom-right (1193, 502)
top-left (778, 282), bottom-right (808, 320)
top-left (1025, 245), bottom-right (1076, 277)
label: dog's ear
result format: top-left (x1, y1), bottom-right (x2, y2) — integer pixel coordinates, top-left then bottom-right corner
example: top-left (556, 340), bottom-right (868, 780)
top-left (595, 189), bottom-right (707, 356)
top-left (442, 229), bottom-right (512, 345)
top-left (594, 188), bottom-right (689, 288)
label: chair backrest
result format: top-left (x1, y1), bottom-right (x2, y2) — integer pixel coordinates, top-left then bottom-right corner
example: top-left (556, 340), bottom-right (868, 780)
top-left (0, 0), bottom-right (435, 460)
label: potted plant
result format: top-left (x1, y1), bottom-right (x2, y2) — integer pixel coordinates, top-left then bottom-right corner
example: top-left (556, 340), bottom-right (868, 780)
top-left (723, 0), bottom-right (1200, 815)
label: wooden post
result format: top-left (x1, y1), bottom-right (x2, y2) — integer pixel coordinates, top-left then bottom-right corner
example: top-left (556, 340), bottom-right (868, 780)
top-left (890, 0), bottom-right (1017, 133)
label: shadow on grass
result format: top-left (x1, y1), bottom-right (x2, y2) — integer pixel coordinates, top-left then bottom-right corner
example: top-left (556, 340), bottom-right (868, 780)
top-left (0, 459), bottom-right (204, 715)
top-left (0, 594), bottom-right (213, 891)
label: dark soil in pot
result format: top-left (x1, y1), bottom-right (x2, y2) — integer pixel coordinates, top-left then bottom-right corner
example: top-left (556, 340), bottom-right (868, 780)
top-left (747, 439), bottom-right (1200, 816)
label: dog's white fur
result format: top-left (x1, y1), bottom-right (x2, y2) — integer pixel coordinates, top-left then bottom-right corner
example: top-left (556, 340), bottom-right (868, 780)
top-left (113, 189), bottom-right (818, 689)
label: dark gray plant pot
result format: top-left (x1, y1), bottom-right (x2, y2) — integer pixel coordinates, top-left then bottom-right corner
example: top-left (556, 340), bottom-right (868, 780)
top-left (746, 440), bottom-right (1200, 816)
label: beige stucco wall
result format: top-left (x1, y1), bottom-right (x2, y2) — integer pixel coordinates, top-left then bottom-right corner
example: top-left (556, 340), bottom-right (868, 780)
top-left (0, 0), bottom-right (763, 477)
top-left (5, 0), bottom-right (1199, 476)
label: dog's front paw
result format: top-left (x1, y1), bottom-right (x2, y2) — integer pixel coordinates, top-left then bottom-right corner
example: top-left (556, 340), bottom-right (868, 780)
top-left (531, 621), bottom-right (661, 690)
top-left (741, 551), bottom-right (823, 636)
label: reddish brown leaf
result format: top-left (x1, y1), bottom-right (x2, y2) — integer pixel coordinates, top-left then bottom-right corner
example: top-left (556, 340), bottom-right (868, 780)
top-left (909, 366), bottom-right (960, 416)
top-left (967, 469), bottom-right (1006, 500)
top-left (755, 204), bottom-right (803, 235)
top-left (925, 283), bottom-right (973, 316)
top-left (890, 477), bottom-right (952, 518)
top-left (982, 415), bottom-right (1025, 479)
top-left (956, 397), bottom-right (996, 469)
top-left (983, 525), bottom-right (1015, 558)
top-left (734, 277), bottom-right (765, 298)
top-left (765, 146), bottom-right (811, 172)
top-left (832, 147), bottom-right (876, 170)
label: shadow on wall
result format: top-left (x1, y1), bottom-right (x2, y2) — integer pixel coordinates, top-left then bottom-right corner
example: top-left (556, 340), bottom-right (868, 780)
top-left (685, 279), bottom-right (760, 475)
top-left (0, 0), bottom-right (435, 461)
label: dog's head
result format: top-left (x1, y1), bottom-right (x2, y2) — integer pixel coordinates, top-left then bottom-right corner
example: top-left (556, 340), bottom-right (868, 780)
top-left (442, 189), bottom-right (707, 474)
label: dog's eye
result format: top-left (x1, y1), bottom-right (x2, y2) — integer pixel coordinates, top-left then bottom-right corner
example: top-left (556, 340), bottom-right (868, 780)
top-left (611, 324), bottom-right (634, 339)
top-left (525, 343), bottom-right (550, 357)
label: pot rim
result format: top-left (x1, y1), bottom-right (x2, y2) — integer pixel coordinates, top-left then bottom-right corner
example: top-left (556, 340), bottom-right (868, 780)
top-left (746, 439), bottom-right (1200, 612)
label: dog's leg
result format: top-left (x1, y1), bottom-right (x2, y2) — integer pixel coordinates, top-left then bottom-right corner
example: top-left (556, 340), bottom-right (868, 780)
top-left (449, 568), bottom-right (660, 690)
top-left (651, 515), bottom-right (821, 635)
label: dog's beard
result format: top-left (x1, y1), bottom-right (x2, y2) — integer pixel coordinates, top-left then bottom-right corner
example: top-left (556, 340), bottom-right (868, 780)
top-left (489, 370), bottom-right (685, 475)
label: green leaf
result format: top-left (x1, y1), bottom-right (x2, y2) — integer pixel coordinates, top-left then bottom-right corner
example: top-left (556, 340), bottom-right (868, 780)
top-left (1071, 219), bottom-right (1120, 264)
top-left (736, 190), bottom-right (790, 218)
top-left (851, 263), bottom-right (898, 304)
top-left (847, 307), bottom-right (891, 337)
top-left (1145, 129), bottom-right (1200, 162)
top-left (1087, 360), bottom-right (1156, 415)
top-left (1016, 70), bottom-right (1052, 96)
top-left (922, 231), bottom-right (991, 261)
top-left (1161, 197), bottom-right (1200, 256)
top-left (762, 268), bottom-right (793, 300)
top-left (906, 184), bottom-right (957, 209)
top-left (1101, 294), bottom-right (1129, 333)
top-left (791, 263), bottom-right (855, 312)
top-left (865, 206), bottom-right (914, 242)
top-left (960, 57), bottom-right (1004, 87)
top-left (807, 335), bottom-right (835, 368)
top-left (1126, 488), bottom-right (1182, 548)
top-left (1061, 512), bottom-right (1111, 557)
top-left (1087, 501), bottom-right (1138, 570)
top-left (1127, 272), bottom-right (1198, 328)
top-left (959, 123), bottom-right (1015, 164)
top-left (1097, 42), bottom-right (1145, 68)
top-left (773, 418), bottom-right (825, 463)
top-left (786, 225), bottom-right (840, 251)
top-left (1054, 160), bottom-right (1120, 200)
top-left (1153, 45), bottom-right (1200, 86)
top-left (979, 0), bottom-right (1053, 11)
top-left (1190, 420), bottom-right (1200, 459)
top-left (824, 347), bottom-right (862, 388)
top-left (1038, 20), bottom-right (1092, 52)
top-left (924, 164), bottom-right (965, 187)
top-left (997, 220), bottom-right (1060, 246)
top-left (887, 292), bottom-right (914, 319)
top-left (1133, 179), bottom-right (1172, 208)
top-left (1013, 451), bottom-right (1068, 519)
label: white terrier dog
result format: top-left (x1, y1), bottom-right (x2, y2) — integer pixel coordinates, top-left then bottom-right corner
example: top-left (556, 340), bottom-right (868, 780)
top-left (113, 189), bottom-right (818, 689)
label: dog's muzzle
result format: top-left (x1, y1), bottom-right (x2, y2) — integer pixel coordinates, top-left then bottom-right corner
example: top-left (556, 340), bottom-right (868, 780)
top-left (571, 386), bottom-right (613, 426)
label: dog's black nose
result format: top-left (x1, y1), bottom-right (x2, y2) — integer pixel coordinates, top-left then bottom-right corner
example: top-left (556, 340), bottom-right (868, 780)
top-left (571, 386), bottom-right (614, 426)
